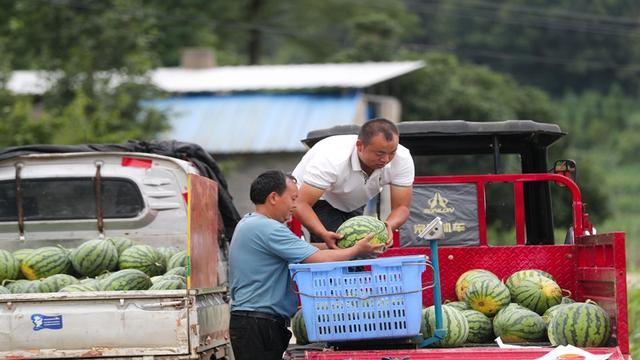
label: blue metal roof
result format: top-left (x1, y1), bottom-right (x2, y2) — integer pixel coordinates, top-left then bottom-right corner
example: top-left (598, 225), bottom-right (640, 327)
top-left (149, 93), bottom-right (362, 154)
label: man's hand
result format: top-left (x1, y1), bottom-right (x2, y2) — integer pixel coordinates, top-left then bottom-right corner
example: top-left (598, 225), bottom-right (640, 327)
top-left (353, 233), bottom-right (386, 258)
top-left (320, 231), bottom-right (342, 249)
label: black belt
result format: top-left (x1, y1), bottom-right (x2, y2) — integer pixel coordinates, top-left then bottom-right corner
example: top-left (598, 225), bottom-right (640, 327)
top-left (232, 310), bottom-right (290, 327)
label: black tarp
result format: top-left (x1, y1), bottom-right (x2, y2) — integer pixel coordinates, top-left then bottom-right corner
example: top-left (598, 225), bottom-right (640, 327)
top-left (0, 140), bottom-right (241, 240)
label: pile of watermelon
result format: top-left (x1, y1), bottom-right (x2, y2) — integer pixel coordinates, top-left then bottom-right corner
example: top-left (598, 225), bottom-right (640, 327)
top-left (0, 237), bottom-right (190, 294)
top-left (418, 268), bottom-right (612, 348)
top-left (289, 267), bottom-right (612, 348)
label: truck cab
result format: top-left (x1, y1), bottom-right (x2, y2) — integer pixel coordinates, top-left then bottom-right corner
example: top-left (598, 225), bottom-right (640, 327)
top-left (294, 120), bottom-right (630, 359)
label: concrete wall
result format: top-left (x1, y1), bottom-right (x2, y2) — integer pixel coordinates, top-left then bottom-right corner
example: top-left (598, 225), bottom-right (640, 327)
top-left (215, 152), bottom-right (304, 217)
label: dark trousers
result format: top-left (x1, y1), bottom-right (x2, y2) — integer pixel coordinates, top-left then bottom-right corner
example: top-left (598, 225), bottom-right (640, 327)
top-left (230, 312), bottom-right (292, 360)
top-left (310, 200), bottom-right (364, 243)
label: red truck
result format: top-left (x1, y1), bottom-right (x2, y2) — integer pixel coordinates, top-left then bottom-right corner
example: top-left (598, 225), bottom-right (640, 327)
top-left (289, 120), bottom-right (630, 359)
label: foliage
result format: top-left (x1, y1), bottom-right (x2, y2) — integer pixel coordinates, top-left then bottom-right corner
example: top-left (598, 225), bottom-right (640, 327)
top-left (395, 52), bottom-right (558, 122)
top-left (411, 0), bottom-right (640, 95)
top-left (629, 280), bottom-right (640, 359)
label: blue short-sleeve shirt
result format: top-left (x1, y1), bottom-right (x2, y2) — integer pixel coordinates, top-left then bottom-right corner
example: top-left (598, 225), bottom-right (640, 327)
top-left (229, 212), bottom-right (318, 317)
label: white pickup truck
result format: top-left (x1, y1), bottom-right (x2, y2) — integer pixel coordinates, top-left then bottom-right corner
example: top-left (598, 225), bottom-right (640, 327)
top-left (0, 146), bottom-right (235, 360)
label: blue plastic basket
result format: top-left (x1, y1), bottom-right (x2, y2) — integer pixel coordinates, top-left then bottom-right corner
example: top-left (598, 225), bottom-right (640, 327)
top-left (289, 255), bottom-right (426, 342)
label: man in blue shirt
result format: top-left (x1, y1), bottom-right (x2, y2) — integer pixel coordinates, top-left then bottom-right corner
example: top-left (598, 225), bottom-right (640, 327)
top-left (229, 170), bottom-right (383, 360)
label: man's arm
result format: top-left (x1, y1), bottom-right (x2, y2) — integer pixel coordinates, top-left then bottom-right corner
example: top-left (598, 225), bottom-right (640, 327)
top-left (383, 185), bottom-right (413, 245)
top-left (303, 234), bottom-right (383, 263)
top-left (293, 183), bottom-right (341, 249)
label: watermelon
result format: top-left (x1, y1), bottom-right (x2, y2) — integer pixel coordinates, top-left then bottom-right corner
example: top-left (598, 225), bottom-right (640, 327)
top-left (119, 245), bottom-right (166, 276)
top-left (505, 269), bottom-right (554, 294)
top-left (165, 266), bottom-right (187, 277)
top-left (547, 302), bottom-right (611, 347)
top-left (335, 215), bottom-right (388, 249)
top-left (22, 280), bottom-right (44, 293)
top-left (150, 275), bottom-right (163, 284)
top-left (511, 276), bottom-right (562, 315)
top-left (12, 249), bottom-right (33, 279)
top-left (158, 246), bottom-right (181, 266)
top-left (291, 309), bottom-right (309, 345)
top-left (0, 249), bottom-right (20, 284)
top-left (444, 300), bottom-right (470, 311)
top-left (421, 305), bottom-right (469, 347)
top-left (21, 246), bottom-right (71, 280)
top-left (106, 236), bottom-right (136, 255)
top-left (461, 309), bottom-right (494, 343)
top-left (59, 283), bottom-right (98, 292)
top-left (493, 303), bottom-right (547, 343)
top-left (455, 269), bottom-right (498, 301)
top-left (101, 269), bottom-right (152, 291)
top-left (70, 239), bottom-right (119, 277)
top-left (5, 279), bottom-right (31, 293)
top-left (542, 303), bottom-right (568, 325)
top-left (464, 278), bottom-right (511, 317)
top-left (149, 278), bottom-right (186, 290)
top-left (39, 274), bottom-right (80, 292)
top-left (0, 286), bottom-right (9, 294)
top-left (167, 250), bottom-right (189, 270)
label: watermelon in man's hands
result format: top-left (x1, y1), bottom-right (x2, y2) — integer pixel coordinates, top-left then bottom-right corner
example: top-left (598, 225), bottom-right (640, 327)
top-left (335, 215), bottom-right (388, 249)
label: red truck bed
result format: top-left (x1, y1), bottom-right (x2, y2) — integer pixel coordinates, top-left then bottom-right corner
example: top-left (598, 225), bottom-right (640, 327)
top-left (294, 174), bottom-right (630, 359)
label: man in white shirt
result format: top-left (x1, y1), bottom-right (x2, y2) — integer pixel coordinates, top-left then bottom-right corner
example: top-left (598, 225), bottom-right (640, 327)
top-left (292, 118), bottom-right (414, 248)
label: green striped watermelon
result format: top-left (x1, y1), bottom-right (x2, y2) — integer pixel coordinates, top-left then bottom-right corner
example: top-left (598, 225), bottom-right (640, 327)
top-left (463, 278), bottom-right (511, 317)
top-left (291, 309), bottom-right (309, 345)
top-left (158, 246), bottom-right (181, 266)
top-left (106, 236), bottom-right (136, 255)
top-left (70, 239), bottom-right (119, 277)
top-left (119, 245), bottom-right (166, 276)
top-left (150, 275), bottom-right (163, 284)
top-left (165, 266), bottom-right (187, 277)
top-left (149, 278), bottom-right (186, 290)
top-left (445, 300), bottom-right (470, 311)
top-left (421, 305), bottom-right (469, 347)
top-left (511, 276), bottom-right (562, 315)
top-left (547, 302), bottom-right (611, 347)
top-left (5, 279), bottom-right (30, 293)
top-left (101, 269), bottom-right (152, 291)
top-left (22, 280), bottom-right (44, 293)
top-left (461, 309), bottom-right (494, 343)
top-left (21, 246), bottom-right (71, 280)
top-left (0, 286), bottom-right (9, 294)
top-left (505, 269), bottom-right (554, 294)
top-left (39, 274), bottom-right (80, 292)
top-left (59, 283), bottom-right (98, 292)
top-left (0, 249), bottom-right (20, 284)
top-left (167, 250), bottom-right (189, 270)
top-left (335, 215), bottom-right (388, 249)
top-left (455, 269), bottom-right (498, 301)
top-left (493, 303), bottom-right (547, 343)
top-left (542, 303), bottom-right (568, 325)
top-left (12, 249), bottom-right (33, 279)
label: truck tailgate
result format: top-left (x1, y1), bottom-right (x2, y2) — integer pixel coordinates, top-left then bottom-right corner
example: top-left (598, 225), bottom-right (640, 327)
top-left (0, 291), bottom-right (193, 358)
top-left (304, 346), bottom-right (628, 359)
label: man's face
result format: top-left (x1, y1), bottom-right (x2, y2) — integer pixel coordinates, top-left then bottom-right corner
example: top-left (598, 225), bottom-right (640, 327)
top-left (356, 133), bottom-right (399, 171)
top-left (273, 178), bottom-right (298, 223)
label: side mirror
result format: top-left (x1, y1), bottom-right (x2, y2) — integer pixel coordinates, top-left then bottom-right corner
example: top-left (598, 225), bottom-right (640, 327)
top-left (552, 159), bottom-right (577, 186)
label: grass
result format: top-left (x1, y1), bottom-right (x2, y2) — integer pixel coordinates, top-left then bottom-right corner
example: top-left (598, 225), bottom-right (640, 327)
top-left (629, 273), bottom-right (639, 359)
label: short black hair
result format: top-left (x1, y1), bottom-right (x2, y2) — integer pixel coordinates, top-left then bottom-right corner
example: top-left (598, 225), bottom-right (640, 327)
top-left (249, 170), bottom-right (296, 204)
top-left (358, 118), bottom-right (399, 145)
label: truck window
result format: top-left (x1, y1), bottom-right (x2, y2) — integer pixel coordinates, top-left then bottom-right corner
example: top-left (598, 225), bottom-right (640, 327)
top-left (0, 178), bottom-right (144, 221)
top-left (413, 154), bottom-right (521, 176)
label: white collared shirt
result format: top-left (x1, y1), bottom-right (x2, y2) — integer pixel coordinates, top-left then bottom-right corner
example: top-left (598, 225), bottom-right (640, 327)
top-left (292, 135), bottom-right (414, 212)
